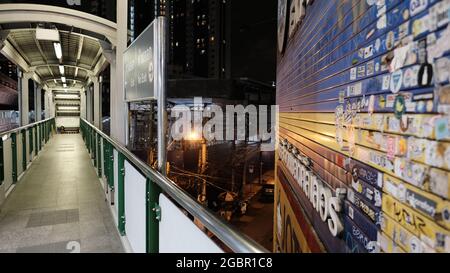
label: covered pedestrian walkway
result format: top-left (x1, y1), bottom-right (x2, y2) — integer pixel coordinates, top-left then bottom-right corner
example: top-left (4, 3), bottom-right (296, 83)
top-left (0, 133), bottom-right (123, 253)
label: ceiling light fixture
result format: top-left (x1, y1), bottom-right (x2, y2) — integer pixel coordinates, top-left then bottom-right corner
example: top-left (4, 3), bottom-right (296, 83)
top-left (59, 65), bottom-right (65, 75)
top-left (53, 42), bottom-right (62, 59)
top-left (61, 76), bottom-right (66, 83)
top-left (36, 28), bottom-right (60, 42)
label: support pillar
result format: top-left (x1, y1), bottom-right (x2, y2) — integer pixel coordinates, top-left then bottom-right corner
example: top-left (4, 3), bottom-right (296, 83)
top-left (80, 87), bottom-right (87, 119)
top-left (92, 76), bottom-right (101, 129)
top-left (86, 86), bottom-right (92, 123)
top-left (19, 72), bottom-right (32, 126)
top-left (44, 89), bottom-right (50, 119)
top-left (110, 0), bottom-right (128, 145)
top-left (35, 85), bottom-right (42, 122)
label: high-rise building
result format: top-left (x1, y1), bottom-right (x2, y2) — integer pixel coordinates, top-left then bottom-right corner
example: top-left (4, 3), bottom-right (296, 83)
top-left (129, 0), bottom-right (158, 42)
top-left (0, 55), bottom-right (17, 80)
top-left (167, 0), bottom-right (230, 79)
top-left (168, 0), bottom-right (187, 76)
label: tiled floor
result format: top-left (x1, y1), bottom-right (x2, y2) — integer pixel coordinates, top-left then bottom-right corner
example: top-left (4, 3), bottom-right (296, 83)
top-left (0, 134), bottom-right (124, 253)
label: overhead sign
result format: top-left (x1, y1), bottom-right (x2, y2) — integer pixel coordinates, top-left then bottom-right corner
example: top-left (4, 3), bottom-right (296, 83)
top-left (124, 21), bottom-right (155, 102)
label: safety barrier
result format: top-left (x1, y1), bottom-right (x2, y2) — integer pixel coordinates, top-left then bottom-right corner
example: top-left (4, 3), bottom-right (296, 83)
top-left (80, 118), bottom-right (267, 253)
top-left (0, 118), bottom-right (56, 204)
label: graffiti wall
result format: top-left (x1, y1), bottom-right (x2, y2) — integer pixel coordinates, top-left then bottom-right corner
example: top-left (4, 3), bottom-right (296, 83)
top-left (275, 0), bottom-right (450, 253)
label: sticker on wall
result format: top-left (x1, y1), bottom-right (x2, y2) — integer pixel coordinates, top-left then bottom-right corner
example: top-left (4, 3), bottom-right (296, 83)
top-left (426, 100), bottom-right (434, 112)
top-left (438, 85), bottom-right (450, 114)
top-left (400, 115), bottom-right (410, 132)
top-left (413, 16), bottom-right (429, 37)
top-left (403, 8), bottom-right (410, 20)
top-left (348, 82), bottom-right (363, 97)
top-left (375, 38), bottom-right (381, 52)
top-left (410, 0), bottom-right (428, 17)
top-left (387, 136), bottom-right (396, 160)
top-left (391, 44), bottom-right (411, 71)
top-left (367, 61), bottom-right (375, 76)
top-left (417, 100), bottom-right (426, 112)
top-left (366, 28), bottom-right (376, 40)
top-left (433, 1), bottom-right (450, 28)
top-left (377, 14), bottom-right (387, 29)
top-left (435, 57), bottom-right (449, 83)
top-left (357, 65), bottom-right (366, 78)
top-left (379, 95), bottom-right (386, 109)
top-left (390, 70), bottom-right (403, 93)
top-left (364, 45), bottom-right (374, 59)
top-left (418, 63), bottom-right (433, 87)
top-left (386, 31), bottom-right (396, 50)
top-left (395, 95), bottom-right (406, 119)
top-left (380, 75), bottom-right (390, 91)
top-left (350, 67), bottom-right (357, 80)
top-left (403, 67), bottom-right (415, 88)
top-left (435, 117), bottom-right (449, 140)
top-left (368, 95), bottom-right (375, 115)
top-left (377, 2), bottom-right (387, 17)
top-left (339, 90), bottom-right (346, 104)
top-left (399, 22), bottom-right (410, 39)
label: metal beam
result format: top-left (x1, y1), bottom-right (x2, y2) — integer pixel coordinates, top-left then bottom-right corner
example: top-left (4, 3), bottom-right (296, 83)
top-left (0, 27), bottom-right (110, 45)
top-left (31, 64), bottom-right (90, 73)
top-left (5, 36), bottom-right (31, 68)
top-left (0, 4), bottom-right (117, 45)
top-left (91, 47), bottom-right (103, 68)
top-left (44, 78), bottom-right (85, 83)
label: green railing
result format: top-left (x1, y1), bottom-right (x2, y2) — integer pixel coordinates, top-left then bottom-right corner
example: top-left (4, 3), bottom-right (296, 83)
top-left (0, 118), bottom-right (56, 190)
top-left (80, 118), bottom-right (267, 253)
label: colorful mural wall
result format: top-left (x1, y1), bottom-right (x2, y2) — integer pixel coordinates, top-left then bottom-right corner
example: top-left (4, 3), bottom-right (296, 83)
top-left (275, 0), bottom-right (450, 253)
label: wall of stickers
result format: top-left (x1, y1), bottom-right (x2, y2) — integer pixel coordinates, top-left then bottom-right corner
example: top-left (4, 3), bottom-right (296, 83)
top-left (275, 0), bottom-right (450, 253)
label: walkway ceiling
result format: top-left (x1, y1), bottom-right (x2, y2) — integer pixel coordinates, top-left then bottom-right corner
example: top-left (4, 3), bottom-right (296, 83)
top-left (0, 22), bottom-right (112, 90)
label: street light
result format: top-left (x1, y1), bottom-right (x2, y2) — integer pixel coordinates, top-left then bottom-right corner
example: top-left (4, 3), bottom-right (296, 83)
top-left (186, 131), bottom-right (202, 141)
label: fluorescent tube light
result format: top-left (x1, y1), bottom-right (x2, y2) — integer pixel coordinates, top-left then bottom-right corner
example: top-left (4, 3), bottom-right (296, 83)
top-left (59, 65), bottom-right (65, 75)
top-left (55, 94), bottom-right (79, 99)
top-left (53, 42), bottom-right (62, 59)
top-left (58, 106), bottom-right (79, 111)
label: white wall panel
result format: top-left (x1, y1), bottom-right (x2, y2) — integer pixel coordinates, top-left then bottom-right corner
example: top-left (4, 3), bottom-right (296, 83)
top-left (56, 117), bottom-right (80, 128)
top-left (159, 195), bottom-right (223, 253)
top-left (3, 138), bottom-right (13, 192)
top-left (16, 132), bottom-right (23, 176)
top-left (124, 160), bottom-right (147, 253)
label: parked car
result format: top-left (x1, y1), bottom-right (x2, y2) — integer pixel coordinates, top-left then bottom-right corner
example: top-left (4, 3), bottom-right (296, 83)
top-left (259, 183), bottom-right (274, 202)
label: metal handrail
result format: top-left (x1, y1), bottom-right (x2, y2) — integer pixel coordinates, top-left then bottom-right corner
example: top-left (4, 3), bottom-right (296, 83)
top-left (0, 117), bottom-right (55, 137)
top-left (81, 118), bottom-right (268, 253)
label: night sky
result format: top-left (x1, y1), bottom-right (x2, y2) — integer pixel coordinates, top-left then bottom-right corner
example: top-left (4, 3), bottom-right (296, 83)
top-left (231, 0), bottom-right (278, 84)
